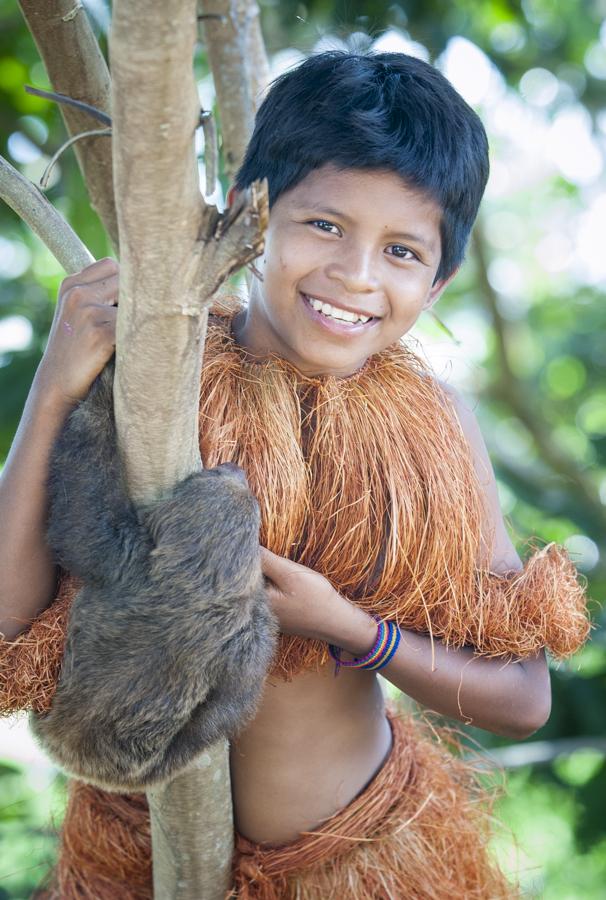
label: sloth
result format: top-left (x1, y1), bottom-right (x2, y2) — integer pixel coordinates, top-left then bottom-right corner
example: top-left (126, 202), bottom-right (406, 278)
top-left (31, 361), bottom-right (277, 792)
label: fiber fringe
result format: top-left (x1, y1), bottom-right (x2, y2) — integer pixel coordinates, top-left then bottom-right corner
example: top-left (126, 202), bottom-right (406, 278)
top-left (0, 571), bottom-right (77, 715)
top-left (35, 781), bottom-right (151, 899)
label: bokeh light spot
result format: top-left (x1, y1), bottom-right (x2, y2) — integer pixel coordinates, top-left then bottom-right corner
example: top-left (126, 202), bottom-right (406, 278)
top-left (0, 316), bottom-right (33, 353)
top-left (544, 356), bottom-right (587, 398)
top-left (520, 67), bottom-right (559, 106)
top-left (577, 394), bottom-right (606, 436)
top-left (563, 534), bottom-right (600, 572)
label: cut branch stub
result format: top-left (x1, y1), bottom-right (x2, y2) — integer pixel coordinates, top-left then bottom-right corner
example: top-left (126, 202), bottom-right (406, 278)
top-left (197, 178), bottom-right (268, 298)
top-left (200, 111), bottom-right (218, 197)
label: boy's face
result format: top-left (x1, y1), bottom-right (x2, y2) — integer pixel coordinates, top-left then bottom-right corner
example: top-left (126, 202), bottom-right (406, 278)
top-left (235, 165), bottom-right (454, 377)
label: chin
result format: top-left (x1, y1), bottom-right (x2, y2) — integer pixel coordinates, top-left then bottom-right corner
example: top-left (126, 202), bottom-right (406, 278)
top-left (293, 344), bottom-right (369, 378)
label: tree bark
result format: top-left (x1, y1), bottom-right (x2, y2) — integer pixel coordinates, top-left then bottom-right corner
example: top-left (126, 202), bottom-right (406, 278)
top-left (18, 0), bottom-right (118, 249)
top-left (0, 154), bottom-right (92, 272)
top-left (200, 0), bottom-right (270, 182)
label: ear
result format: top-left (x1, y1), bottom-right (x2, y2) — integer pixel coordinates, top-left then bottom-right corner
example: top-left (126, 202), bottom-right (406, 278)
top-left (422, 267), bottom-right (460, 310)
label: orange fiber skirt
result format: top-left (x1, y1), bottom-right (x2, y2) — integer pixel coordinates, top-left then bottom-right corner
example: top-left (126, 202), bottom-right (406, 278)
top-left (36, 710), bottom-right (516, 899)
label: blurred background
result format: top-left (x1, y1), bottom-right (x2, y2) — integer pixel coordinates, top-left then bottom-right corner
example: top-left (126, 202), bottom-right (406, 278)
top-left (0, 0), bottom-right (605, 897)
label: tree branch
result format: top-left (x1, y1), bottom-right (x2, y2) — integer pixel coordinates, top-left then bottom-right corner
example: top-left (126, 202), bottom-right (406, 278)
top-left (0, 154), bottom-right (92, 273)
top-left (472, 226), bottom-right (606, 531)
top-left (25, 85), bottom-right (112, 126)
top-left (147, 744), bottom-right (234, 898)
top-left (18, 0), bottom-right (118, 249)
top-left (485, 736), bottom-right (606, 769)
top-left (198, 0), bottom-right (270, 183)
top-left (40, 128), bottom-right (112, 189)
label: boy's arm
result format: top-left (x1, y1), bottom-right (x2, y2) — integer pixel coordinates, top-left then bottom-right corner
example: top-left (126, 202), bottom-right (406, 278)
top-left (353, 383), bottom-right (551, 739)
top-left (439, 382), bottom-right (523, 575)
top-left (0, 257), bottom-right (119, 641)
top-left (0, 378), bottom-right (74, 640)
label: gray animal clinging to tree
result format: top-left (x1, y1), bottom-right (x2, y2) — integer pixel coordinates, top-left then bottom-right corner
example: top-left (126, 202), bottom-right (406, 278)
top-left (32, 362), bottom-right (277, 792)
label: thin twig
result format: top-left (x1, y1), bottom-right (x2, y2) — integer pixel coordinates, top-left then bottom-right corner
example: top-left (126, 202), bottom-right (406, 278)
top-left (246, 260), bottom-right (263, 281)
top-left (40, 128), bottom-right (112, 188)
top-left (472, 224), bottom-right (606, 530)
top-left (427, 309), bottom-right (461, 345)
top-left (25, 85), bottom-right (112, 126)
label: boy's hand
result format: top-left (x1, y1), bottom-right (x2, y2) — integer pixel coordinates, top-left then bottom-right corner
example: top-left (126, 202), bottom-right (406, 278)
top-left (261, 548), bottom-right (376, 657)
top-left (35, 257), bottom-right (119, 407)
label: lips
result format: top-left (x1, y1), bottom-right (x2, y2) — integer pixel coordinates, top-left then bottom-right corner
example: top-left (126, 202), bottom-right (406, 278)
top-left (300, 292), bottom-right (378, 335)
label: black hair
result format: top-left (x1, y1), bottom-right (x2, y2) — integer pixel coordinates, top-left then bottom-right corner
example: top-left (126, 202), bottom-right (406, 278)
top-left (235, 51), bottom-right (489, 281)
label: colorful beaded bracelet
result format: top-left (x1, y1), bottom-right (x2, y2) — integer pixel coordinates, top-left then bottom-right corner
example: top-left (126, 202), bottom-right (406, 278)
top-left (328, 616), bottom-right (401, 675)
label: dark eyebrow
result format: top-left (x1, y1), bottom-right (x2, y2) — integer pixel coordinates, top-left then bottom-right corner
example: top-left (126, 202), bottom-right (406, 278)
top-left (300, 204), bottom-right (349, 220)
top-left (298, 204), bottom-right (437, 253)
top-left (389, 231), bottom-right (436, 252)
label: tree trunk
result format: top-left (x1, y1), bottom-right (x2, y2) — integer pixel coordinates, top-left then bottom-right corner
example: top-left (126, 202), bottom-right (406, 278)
top-left (109, 1), bottom-right (268, 896)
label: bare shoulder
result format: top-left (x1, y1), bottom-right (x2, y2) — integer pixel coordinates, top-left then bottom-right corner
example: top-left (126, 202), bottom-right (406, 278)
top-left (437, 379), bottom-right (522, 574)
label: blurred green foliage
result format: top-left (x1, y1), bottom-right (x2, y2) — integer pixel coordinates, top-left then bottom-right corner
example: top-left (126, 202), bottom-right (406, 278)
top-left (0, 0), bottom-right (605, 896)
top-left (0, 756), bottom-right (65, 899)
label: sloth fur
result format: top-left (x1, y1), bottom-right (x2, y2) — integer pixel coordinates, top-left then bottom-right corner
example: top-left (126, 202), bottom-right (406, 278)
top-left (31, 361), bottom-right (277, 792)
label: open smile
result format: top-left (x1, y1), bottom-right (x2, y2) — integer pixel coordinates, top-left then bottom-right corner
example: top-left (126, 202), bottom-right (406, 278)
top-left (300, 292), bottom-right (379, 334)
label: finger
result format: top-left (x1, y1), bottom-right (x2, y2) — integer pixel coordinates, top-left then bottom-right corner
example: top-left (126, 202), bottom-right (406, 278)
top-left (61, 258), bottom-right (119, 295)
top-left (63, 273), bottom-right (119, 308)
top-left (87, 272), bottom-right (119, 306)
top-left (63, 257), bottom-right (118, 284)
top-left (91, 305), bottom-right (118, 326)
top-left (260, 547), bottom-right (290, 576)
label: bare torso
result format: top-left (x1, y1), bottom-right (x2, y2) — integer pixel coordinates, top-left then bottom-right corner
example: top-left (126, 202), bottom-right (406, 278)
top-left (229, 664), bottom-right (392, 845)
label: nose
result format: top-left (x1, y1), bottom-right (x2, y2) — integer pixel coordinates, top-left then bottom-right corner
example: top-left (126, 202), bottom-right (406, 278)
top-left (324, 241), bottom-right (379, 294)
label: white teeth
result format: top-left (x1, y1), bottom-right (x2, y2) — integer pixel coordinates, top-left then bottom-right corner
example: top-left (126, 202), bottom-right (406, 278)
top-left (305, 295), bottom-right (372, 325)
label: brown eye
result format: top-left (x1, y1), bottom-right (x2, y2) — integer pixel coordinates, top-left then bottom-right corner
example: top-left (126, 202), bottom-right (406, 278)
top-left (309, 219), bottom-right (341, 235)
top-left (387, 244), bottom-right (416, 260)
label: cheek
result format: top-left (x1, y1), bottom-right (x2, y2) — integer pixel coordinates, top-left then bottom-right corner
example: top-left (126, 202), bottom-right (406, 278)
top-left (389, 269), bottom-right (436, 304)
top-left (265, 234), bottom-right (310, 282)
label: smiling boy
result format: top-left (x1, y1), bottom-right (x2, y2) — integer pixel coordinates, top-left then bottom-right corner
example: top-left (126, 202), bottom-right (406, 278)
top-left (231, 166), bottom-right (447, 377)
top-left (0, 50), bottom-right (589, 898)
